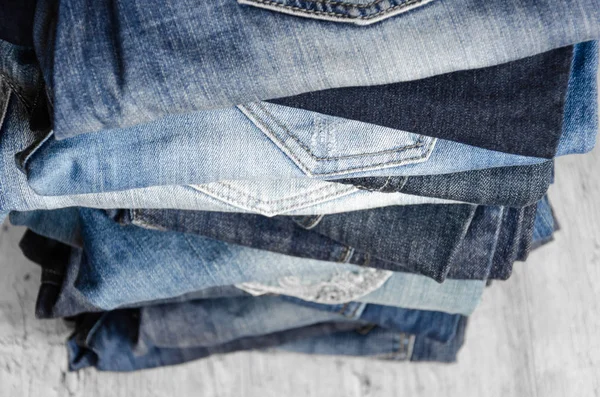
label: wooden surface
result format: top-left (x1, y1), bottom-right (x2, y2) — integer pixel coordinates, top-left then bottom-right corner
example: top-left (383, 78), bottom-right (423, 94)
top-left (1, 150), bottom-right (599, 396)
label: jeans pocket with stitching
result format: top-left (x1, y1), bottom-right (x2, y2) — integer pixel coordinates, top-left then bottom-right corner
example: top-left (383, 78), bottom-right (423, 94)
top-left (238, 101), bottom-right (436, 178)
top-left (237, 0), bottom-right (435, 25)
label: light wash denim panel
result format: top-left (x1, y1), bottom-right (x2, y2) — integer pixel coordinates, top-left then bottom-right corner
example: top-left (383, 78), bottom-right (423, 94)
top-left (0, 90), bottom-right (456, 218)
top-left (22, 102), bottom-right (557, 197)
top-left (33, 0), bottom-right (600, 137)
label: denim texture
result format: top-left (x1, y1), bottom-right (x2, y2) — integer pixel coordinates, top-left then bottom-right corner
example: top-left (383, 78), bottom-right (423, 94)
top-left (488, 203), bottom-right (538, 280)
top-left (19, 229), bottom-right (254, 319)
top-left (13, 209), bottom-right (486, 316)
top-left (120, 200), bottom-right (536, 281)
top-left (270, 47), bottom-right (572, 158)
top-left (34, 0), bottom-right (600, 138)
top-left (0, 1), bottom-right (36, 46)
top-left (531, 195), bottom-right (558, 249)
top-left (67, 309), bottom-right (364, 372)
top-left (557, 41), bottom-right (599, 156)
top-left (139, 296), bottom-right (460, 349)
top-left (117, 203), bottom-right (480, 282)
top-left (1, 72), bottom-right (458, 217)
top-left (278, 316), bottom-right (468, 363)
top-left (333, 161), bottom-right (553, 207)
top-left (328, 41), bottom-right (598, 196)
top-left (66, 309), bottom-right (466, 371)
top-left (16, 41), bottom-right (592, 198)
top-left (22, 100), bottom-right (558, 198)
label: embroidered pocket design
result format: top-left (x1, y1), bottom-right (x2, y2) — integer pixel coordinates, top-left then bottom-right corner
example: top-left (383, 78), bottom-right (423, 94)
top-left (238, 0), bottom-right (435, 25)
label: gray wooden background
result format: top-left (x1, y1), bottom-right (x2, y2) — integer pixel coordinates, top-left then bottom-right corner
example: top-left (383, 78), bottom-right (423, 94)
top-left (1, 130), bottom-right (599, 395)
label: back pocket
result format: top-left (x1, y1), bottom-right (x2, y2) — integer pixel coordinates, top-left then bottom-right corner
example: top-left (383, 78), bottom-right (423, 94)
top-left (237, 0), bottom-right (435, 25)
top-left (189, 179), bottom-right (358, 217)
top-left (238, 101), bottom-right (436, 178)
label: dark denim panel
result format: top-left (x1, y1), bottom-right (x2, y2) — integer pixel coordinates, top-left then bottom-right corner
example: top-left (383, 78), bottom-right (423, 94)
top-left (67, 309), bottom-right (365, 372)
top-left (18, 229), bottom-right (74, 318)
top-left (297, 205), bottom-right (475, 281)
top-left (270, 47), bottom-right (573, 158)
top-left (445, 206), bottom-right (504, 280)
top-left (333, 161), bottom-right (553, 208)
top-left (515, 201), bottom-right (538, 262)
top-left (121, 204), bottom-right (477, 282)
top-left (488, 202), bottom-right (538, 280)
top-left (0, 1), bottom-right (36, 47)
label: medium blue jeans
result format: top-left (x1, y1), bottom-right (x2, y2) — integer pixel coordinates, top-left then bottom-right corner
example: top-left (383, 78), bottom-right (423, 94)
top-left (12, 208), bottom-right (486, 316)
top-left (66, 309), bottom-right (467, 371)
top-left (34, 0), bottom-right (600, 138)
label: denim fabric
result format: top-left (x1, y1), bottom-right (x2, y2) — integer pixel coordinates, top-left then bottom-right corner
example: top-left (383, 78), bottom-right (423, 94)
top-left (531, 195), bottom-right (557, 249)
top-left (114, 201), bottom-right (532, 281)
top-left (22, 101), bottom-right (559, 198)
top-left (115, 204), bottom-right (479, 282)
top-left (278, 316), bottom-right (468, 363)
top-left (1, 76), bottom-right (459, 217)
top-left (333, 161), bottom-right (553, 207)
top-left (19, 229), bottom-right (253, 319)
top-left (0, 1), bottom-right (36, 46)
top-left (270, 47), bottom-right (572, 158)
top-left (557, 41), bottom-right (599, 156)
top-left (66, 310), bottom-right (465, 371)
top-left (33, 0), bottom-right (600, 138)
top-left (14, 209), bottom-right (486, 316)
top-left (325, 41), bottom-right (598, 197)
top-left (440, 206), bottom-right (504, 280)
top-left (488, 202), bottom-right (538, 279)
top-left (140, 296), bottom-right (460, 348)
top-left (67, 309), bottom-right (364, 372)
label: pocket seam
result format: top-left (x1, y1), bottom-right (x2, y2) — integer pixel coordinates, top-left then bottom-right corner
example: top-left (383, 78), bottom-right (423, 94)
top-left (239, 103), bottom-right (436, 178)
top-left (238, 0), bottom-right (433, 25)
top-left (189, 182), bottom-right (356, 216)
top-left (254, 101), bottom-right (424, 161)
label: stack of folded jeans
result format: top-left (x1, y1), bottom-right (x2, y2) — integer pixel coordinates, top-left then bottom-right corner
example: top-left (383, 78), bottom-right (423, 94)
top-left (0, 0), bottom-right (598, 372)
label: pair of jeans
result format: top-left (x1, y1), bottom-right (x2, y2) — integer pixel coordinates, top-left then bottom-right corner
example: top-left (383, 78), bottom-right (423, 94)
top-left (67, 310), bottom-right (365, 372)
top-left (33, 0), bottom-right (600, 138)
top-left (20, 91), bottom-right (592, 199)
top-left (66, 309), bottom-right (467, 371)
top-left (138, 296), bottom-right (460, 349)
top-left (18, 43), bottom-right (597, 201)
top-left (13, 210), bottom-right (486, 316)
top-left (271, 46), bottom-right (573, 158)
top-left (277, 316), bottom-right (468, 363)
top-left (329, 41), bottom-right (598, 196)
top-left (114, 197), bottom-right (536, 282)
top-left (334, 161), bottom-right (553, 207)
top-left (22, 100), bottom-right (560, 197)
top-left (1, 79), bottom-right (461, 219)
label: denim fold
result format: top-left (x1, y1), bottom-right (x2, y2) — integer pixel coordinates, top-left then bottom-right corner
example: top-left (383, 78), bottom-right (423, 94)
top-left (34, 0), bottom-right (600, 138)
